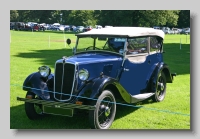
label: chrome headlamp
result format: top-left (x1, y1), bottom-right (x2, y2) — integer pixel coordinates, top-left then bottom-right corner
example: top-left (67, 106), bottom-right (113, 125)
top-left (38, 65), bottom-right (51, 78)
top-left (78, 69), bottom-right (89, 81)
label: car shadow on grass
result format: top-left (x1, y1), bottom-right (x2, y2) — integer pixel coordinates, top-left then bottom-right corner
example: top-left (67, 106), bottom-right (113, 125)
top-left (14, 48), bottom-right (73, 69)
top-left (11, 97), bottom-right (156, 129)
top-left (10, 104), bottom-right (91, 129)
top-left (17, 30), bottom-right (79, 35)
top-left (114, 98), bottom-right (156, 120)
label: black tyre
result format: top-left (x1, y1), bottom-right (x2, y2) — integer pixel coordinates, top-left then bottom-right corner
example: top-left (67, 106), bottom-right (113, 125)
top-left (25, 91), bottom-right (45, 120)
top-left (89, 90), bottom-right (116, 129)
top-left (153, 71), bottom-right (167, 102)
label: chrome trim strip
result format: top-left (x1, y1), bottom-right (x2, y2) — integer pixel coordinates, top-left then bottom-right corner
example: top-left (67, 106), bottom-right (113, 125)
top-left (121, 38), bottom-right (128, 66)
top-left (147, 37), bottom-right (150, 54)
top-left (60, 63), bottom-right (65, 100)
top-left (131, 93), bottom-right (155, 103)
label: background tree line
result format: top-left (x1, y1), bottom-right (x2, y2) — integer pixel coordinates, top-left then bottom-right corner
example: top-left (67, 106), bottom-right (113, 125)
top-left (10, 10), bottom-right (190, 28)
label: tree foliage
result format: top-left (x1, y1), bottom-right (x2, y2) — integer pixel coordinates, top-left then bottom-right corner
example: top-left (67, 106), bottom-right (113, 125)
top-left (177, 10), bottom-right (190, 28)
top-left (66, 10), bottom-right (97, 26)
top-left (10, 10), bottom-right (189, 28)
top-left (10, 10), bottom-right (19, 22)
top-left (137, 10), bottom-right (180, 27)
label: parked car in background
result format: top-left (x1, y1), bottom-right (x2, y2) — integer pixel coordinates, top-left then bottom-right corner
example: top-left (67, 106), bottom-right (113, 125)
top-left (64, 25), bottom-right (76, 31)
top-left (95, 25), bottom-right (102, 29)
top-left (10, 22), bottom-right (15, 30)
top-left (171, 28), bottom-right (180, 34)
top-left (17, 27), bottom-right (176, 129)
top-left (58, 25), bottom-right (65, 31)
top-left (83, 26), bottom-right (93, 32)
top-left (184, 28), bottom-right (190, 35)
top-left (153, 26), bottom-right (161, 30)
top-left (53, 23), bottom-right (60, 26)
top-left (13, 22), bottom-right (25, 30)
top-left (104, 25), bottom-right (113, 28)
top-left (162, 27), bottom-right (174, 34)
top-left (180, 27), bottom-right (190, 35)
top-left (39, 23), bottom-right (47, 31)
top-left (31, 23), bottom-right (40, 31)
top-left (73, 26), bottom-right (84, 32)
top-left (51, 25), bottom-right (60, 31)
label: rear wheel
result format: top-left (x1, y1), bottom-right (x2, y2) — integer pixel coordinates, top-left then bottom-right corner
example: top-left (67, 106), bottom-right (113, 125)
top-left (89, 90), bottom-right (116, 129)
top-left (153, 71), bottom-right (167, 102)
top-left (25, 91), bottom-right (45, 120)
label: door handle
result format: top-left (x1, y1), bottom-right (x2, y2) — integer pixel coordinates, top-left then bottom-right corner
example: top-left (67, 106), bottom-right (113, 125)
top-left (124, 68), bottom-right (129, 71)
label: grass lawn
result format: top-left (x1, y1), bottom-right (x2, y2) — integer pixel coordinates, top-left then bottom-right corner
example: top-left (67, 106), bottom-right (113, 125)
top-left (10, 30), bottom-right (190, 129)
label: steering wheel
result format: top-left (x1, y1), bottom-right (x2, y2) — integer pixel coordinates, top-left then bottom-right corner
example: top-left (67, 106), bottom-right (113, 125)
top-left (85, 46), bottom-right (101, 51)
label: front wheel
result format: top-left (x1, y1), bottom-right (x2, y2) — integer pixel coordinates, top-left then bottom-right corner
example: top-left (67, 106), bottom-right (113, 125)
top-left (89, 90), bottom-right (116, 129)
top-left (25, 91), bottom-right (45, 120)
top-left (152, 71), bottom-right (167, 102)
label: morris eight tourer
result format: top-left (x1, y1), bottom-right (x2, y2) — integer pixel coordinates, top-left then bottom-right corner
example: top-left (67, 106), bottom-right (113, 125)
top-left (17, 27), bottom-right (176, 129)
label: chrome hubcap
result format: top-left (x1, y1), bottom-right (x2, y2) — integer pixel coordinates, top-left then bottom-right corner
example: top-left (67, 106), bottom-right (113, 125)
top-left (100, 105), bottom-right (111, 117)
top-left (105, 106), bottom-right (110, 117)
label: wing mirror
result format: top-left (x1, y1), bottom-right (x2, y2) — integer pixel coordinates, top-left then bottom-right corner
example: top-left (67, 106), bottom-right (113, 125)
top-left (66, 38), bottom-right (76, 55)
top-left (66, 38), bottom-right (71, 45)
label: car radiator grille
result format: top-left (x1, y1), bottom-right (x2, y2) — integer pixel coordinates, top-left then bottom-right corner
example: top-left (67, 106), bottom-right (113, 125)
top-left (54, 63), bottom-right (75, 101)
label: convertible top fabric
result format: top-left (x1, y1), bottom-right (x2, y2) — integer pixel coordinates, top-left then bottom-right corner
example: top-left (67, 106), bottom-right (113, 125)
top-left (76, 27), bottom-right (165, 39)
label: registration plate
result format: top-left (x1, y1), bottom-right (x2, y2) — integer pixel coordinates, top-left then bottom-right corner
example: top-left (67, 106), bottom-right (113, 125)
top-left (43, 105), bottom-right (73, 117)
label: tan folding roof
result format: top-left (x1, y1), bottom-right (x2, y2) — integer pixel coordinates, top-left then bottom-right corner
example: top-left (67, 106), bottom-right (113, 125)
top-left (76, 27), bottom-right (165, 39)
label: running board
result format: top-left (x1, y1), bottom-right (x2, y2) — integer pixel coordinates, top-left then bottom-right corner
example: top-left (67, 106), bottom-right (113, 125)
top-left (131, 93), bottom-right (155, 103)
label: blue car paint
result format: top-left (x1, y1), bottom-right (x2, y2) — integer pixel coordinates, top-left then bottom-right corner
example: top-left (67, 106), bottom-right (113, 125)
top-left (23, 72), bottom-right (52, 100)
top-left (61, 52), bottom-right (123, 89)
top-left (154, 62), bottom-right (173, 83)
top-left (119, 53), bottom-right (163, 96)
top-left (22, 51), bottom-right (173, 103)
top-left (74, 75), bottom-right (132, 103)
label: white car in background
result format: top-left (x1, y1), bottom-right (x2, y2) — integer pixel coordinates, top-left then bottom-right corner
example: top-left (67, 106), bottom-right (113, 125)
top-left (105, 25), bottom-right (113, 28)
top-left (162, 27), bottom-right (174, 34)
top-left (53, 23), bottom-right (60, 26)
top-left (171, 28), bottom-right (180, 34)
top-left (58, 25), bottom-right (65, 31)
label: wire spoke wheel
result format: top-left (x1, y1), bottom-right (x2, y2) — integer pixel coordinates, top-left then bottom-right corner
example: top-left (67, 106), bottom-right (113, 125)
top-left (89, 90), bottom-right (116, 129)
top-left (153, 71), bottom-right (167, 102)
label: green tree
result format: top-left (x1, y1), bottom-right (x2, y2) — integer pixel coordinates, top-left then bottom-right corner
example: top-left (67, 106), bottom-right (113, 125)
top-left (10, 10), bottom-right (19, 22)
top-left (11, 10), bottom-right (187, 28)
top-left (97, 10), bottom-right (180, 27)
top-left (67, 10), bottom-right (97, 26)
top-left (177, 10), bottom-right (190, 28)
top-left (138, 10), bottom-right (180, 27)
top-left (17, 10), bottom-right (32, 22)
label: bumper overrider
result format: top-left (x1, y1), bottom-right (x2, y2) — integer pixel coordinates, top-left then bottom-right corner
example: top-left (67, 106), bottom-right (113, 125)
top-left (17, 97), bottom-right (96, 117)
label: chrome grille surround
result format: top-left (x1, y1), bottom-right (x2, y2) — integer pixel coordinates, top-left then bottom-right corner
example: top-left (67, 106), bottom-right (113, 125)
top-left (53, 61), bottom-right (78, 102)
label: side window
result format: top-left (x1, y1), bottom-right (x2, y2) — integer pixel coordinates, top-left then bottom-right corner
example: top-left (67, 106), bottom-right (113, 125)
top-left (127, 37), bottom-right (148, 54)
top-left (150, 37), bottom-right (161, 52)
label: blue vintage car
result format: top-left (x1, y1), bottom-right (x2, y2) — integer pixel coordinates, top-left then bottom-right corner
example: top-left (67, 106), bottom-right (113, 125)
top-left (17, 27), bottom-right (176, 129)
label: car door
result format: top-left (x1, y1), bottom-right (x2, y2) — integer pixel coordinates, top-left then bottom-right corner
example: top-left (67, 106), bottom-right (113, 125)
top-left (118, 37), bottom-right (163, 96)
